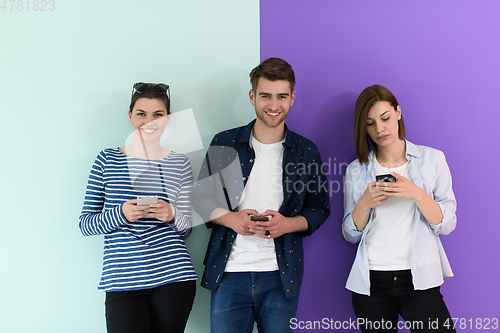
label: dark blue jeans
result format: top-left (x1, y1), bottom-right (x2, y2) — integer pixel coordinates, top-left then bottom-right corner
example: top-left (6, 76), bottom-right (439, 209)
top-left (352, 270), bottom-right (455, 333)
top-left (210, 271), bottom-right (299, 333)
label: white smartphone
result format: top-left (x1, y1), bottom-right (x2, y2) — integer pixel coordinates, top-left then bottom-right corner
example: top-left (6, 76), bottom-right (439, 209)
top-left (137, 195), bottom-right (158, 206)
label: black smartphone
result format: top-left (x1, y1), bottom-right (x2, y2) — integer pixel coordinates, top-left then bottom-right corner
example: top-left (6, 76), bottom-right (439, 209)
top-left (376, 174), bottom-right (397, 182)
top-left (249, 215), bottom-right (272, 221)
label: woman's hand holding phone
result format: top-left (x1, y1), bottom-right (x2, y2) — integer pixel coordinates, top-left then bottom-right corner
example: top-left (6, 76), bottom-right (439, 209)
top-left (380, 172), bottom-right (444, 225)
top-left (122, 198), bottom-right (175, 223)
top-left (122, 199), bottom-right (151, 222)
top-left (380, 172), bottom-right (423, 201)
top-left (148, 199), bottom-right (175, 223)
top-left (360, 181), bottom-right (389, 209)
top-left (352, 181), bottom-right (388, 231)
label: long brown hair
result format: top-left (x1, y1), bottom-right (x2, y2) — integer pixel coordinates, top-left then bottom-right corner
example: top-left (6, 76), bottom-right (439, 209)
top-left (354, 85), bottom-right (406, 164)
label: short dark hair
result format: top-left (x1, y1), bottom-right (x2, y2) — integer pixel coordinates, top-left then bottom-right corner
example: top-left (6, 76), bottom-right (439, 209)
top-left (129, 86), bottom-right (171, 115)
top-left (354, 85), bottom-right (406, 164)
top-left (249, 57), bottom-right (296, 92)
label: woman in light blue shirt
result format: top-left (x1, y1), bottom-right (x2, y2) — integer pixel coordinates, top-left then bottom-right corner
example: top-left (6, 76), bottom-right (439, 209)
top-left (342, 85), bottom-right (456, 332)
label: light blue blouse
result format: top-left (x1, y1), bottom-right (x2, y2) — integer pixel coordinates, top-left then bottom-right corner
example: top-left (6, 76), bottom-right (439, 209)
top-left (342, 140), bottom-right (457, 295)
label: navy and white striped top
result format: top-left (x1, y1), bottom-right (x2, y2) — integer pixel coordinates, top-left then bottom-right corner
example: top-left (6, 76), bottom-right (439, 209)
top-left (79, 148), bottom-right (197, 292)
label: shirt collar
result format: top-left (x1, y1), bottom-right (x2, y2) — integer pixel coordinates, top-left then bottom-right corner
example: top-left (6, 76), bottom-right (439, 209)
top-left (404, 139), bottom-right (420, 158)
top-left (368, 139), bottom-right (420, 165)
top-left (236, 119), bottom-right (297, 148)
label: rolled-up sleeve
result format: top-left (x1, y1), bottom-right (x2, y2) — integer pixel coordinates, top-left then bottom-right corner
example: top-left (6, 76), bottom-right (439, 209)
top-left (298, 149), bottom-right (331, 237)
top-left (342, 163), bottom-right (364, 244)
top-left (428, 151), bottom-right (457, 235)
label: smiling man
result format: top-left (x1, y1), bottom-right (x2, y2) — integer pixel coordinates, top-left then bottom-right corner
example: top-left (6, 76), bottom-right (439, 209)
top-left (193, 58), bottom-right (330, 333)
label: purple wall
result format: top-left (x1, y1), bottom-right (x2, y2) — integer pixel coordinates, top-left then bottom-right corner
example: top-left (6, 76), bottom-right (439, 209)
top-left (261, 1), bottom-right (500, 331)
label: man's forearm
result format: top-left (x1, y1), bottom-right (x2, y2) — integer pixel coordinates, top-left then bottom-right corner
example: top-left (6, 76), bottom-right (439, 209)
top-left (285, 215), bottom-right (309, 233)
top-left (210, 207), bottom-right (233, 227)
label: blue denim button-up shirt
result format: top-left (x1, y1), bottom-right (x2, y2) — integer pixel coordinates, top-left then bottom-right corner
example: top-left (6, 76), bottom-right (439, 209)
top-left (193, 120), bottom-right (330, 298)
top-left (342, 140), bottom-right (457, 295)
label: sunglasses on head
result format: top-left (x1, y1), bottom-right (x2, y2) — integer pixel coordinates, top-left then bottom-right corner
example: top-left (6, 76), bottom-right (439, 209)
top-left (132, 82), bottom-right (169, 96)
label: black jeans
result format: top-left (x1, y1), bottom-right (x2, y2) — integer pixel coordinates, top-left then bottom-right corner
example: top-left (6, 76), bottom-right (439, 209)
top-left (352, 270), bottom-right (455, 333)
top-left (105, 280), bottom-right (196, 333)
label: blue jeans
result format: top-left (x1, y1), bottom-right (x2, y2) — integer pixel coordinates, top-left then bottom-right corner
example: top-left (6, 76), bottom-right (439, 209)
top-left (210, 271), bottom-right (299, 333)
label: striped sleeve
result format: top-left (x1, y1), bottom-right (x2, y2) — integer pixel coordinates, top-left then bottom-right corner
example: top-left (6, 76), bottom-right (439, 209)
top-left (79, 151), bottom-right (128, 236)
top-left (169, 156), bottom-right (193, 239)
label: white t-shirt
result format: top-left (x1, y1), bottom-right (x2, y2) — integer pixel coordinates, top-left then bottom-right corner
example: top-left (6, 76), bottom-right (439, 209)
top-left (224, 136), bottom-right (284, 272)
top-left (365, 157), bottom-right (415, 271)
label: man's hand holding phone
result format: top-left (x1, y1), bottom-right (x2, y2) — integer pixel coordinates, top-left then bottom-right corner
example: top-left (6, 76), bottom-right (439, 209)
top-left (250, 215), bottom-right (272, 236)
top-left (250, 210), bottom-right (294, 239)
top-left (212, 209), bottom-right (259, 236)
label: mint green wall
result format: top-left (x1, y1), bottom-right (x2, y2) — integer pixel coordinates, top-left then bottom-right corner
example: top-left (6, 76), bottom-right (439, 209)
top-left (0, 1), bottom-right (259, 332)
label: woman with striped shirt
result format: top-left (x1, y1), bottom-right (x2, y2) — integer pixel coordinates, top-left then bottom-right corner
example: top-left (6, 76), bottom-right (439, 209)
top-left (80, 83), bottom-right (197, 333)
